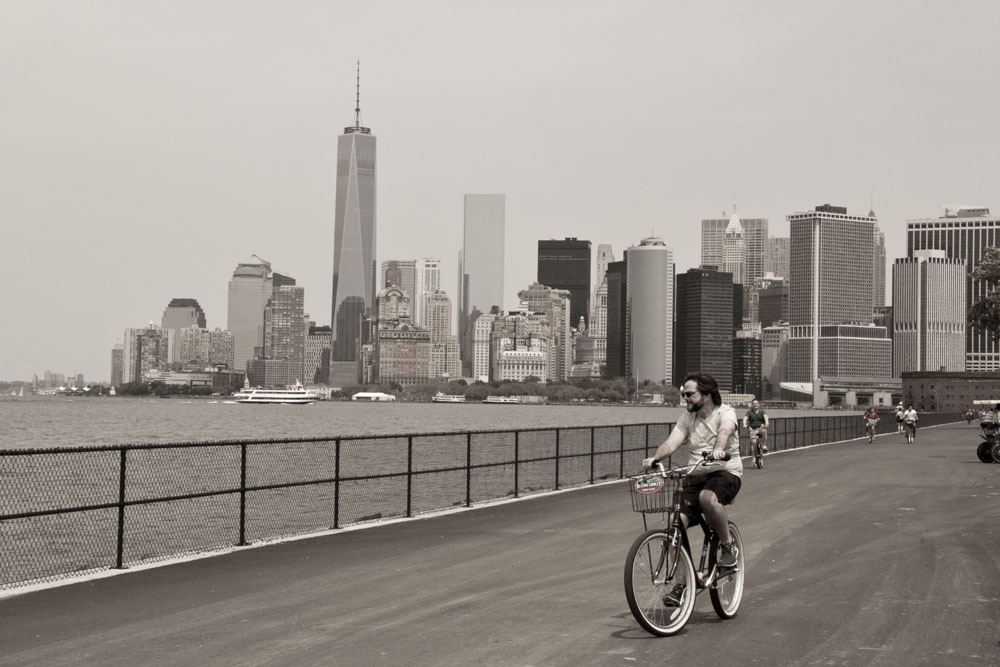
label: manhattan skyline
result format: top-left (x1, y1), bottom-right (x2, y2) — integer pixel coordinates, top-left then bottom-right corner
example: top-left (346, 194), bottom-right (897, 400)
top-left (3, 2), bottom-right (999, 382)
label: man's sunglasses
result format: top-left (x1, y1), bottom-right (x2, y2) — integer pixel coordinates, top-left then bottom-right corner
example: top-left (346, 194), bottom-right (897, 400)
top-left (681, 391), bottom-right (698, 398)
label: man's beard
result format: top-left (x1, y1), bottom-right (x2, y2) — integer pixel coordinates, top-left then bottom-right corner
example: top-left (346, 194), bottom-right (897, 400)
top-left (687, 399), bottom-right (703, 413)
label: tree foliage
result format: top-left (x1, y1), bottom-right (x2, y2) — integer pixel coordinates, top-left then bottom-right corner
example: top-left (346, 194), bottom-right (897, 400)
top-left (969, 247), bottom-right (1000, 340)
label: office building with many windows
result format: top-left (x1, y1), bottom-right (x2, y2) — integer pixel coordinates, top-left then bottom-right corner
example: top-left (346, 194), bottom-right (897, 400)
top-left (907, 206), bottom-right (1000, 371)
top-left (892, 250), bottom-right (966, 374)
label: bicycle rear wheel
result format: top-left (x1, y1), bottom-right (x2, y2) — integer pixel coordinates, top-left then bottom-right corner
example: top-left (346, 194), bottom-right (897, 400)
top-left (991, 442), bottom-right (1000, 464)
top-left (625, 528), bottom-right (696, 636)
top-left (710, 522), bottom-right (745, 619)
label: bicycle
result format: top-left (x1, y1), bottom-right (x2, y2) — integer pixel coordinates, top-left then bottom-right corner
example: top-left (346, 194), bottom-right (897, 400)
top-left (904, 421), bottom-right (916, 443)
top-left (749, 428), bottom-right (765, 469)
top-left (624, 455), bottom-right (745, 636)
top-left (865, 418), bottom-right (879, 443)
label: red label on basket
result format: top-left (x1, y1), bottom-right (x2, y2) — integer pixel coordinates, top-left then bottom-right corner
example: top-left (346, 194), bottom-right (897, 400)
top-left (633, 476), bottom-right (664, 494)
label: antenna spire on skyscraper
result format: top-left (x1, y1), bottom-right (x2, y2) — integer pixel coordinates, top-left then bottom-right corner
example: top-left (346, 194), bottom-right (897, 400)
top-left (355, 60), bottom-right (362, 129)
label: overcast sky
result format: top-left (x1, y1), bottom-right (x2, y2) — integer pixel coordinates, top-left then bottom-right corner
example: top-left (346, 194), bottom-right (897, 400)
top-left (3, 1), bottom-right (998, 383)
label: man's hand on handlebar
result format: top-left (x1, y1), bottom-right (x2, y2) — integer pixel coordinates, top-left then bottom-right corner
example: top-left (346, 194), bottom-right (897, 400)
top-left (708, 448), bottom-right (727, 461)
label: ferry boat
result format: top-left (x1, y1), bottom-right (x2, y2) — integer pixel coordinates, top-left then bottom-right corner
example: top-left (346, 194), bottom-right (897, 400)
top-left (483, 396), bottom-right (519, 404)
top-left (431, 392), bottom-right (466, 403)
top-left (233, 380), bottom-right (319, 405)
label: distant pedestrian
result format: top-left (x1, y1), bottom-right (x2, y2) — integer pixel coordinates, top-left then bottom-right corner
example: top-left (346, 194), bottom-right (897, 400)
top-left (903, 405), bottom-right (918, 442)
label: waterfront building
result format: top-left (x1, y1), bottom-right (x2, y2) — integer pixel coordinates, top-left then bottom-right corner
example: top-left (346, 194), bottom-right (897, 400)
top-left (425, 290), bottom-right (460, 379)
top-left (161, 298), bottom-right (206, 332)
top-left (816, 324), bottom-right (892, 378)
top-left (110, 344), bottom-right (124, 387)
top-left (415, 258), bottom-right (442, 327)
top-left (264, 285), bottom-right (306, 385)
top-left (373, 285), bottom-right (431, 387)
top-left (733, 331), bottom-right (763, 398)
top-left (172, 327), bottom-right (234, 370)
top-left (892, 250), bottom-right (966, 375)
top-left (472, 311), bottom-right (498, 382)
top-left (674, 266), bottom-right (733, 389)
top-left (907, 206), bottom-right (1000, 371)
top-left (901, 370), bottom-right (1000, 412)
top-left (122, 324), bottom-right (170, 383)
top-left (767, 236), bottom-right (790, 282)
top-left (537, 237), bottom-right (591, 329)
top-left (459, 194), bottom-right (505, 376)
top-left (330, 72), bottom-right (377, 386)
top-left (305, 325), bottom-right (332, 384)
top-left (490, 312), bottom-right (550, 382)
top-left (227, 255), bottom-right (273, 375)
top-left (604, 260), bottom-right (627, 380)
top-left (626, 237), bottom-right (674, 385)
top-left (518, 283), bottom-right (572, 382)
top-left (702, 211), bottom-right (769, 289)
top-left (786, 205), bottom-right (878, 388)
top-left (589, 244), bottom-right (613, 366)
top-left (761, 323), bottom-right (789, 399)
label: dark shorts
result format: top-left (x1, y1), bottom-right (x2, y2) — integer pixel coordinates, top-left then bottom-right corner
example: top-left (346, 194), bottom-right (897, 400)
top-left (680, 470), bottom-right (742, 520)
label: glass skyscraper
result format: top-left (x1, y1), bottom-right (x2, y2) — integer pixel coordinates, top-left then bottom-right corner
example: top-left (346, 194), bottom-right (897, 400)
top-left (330, 85), bottom-right (377, 386)
top-left (459, 194), bottom-right (505, 375)
top-left (537, 237), bottom-right (591, 329)
top-left (625, 237), bottom-right (674, 385)
top-left (227, 255), bottom-right (273, 375)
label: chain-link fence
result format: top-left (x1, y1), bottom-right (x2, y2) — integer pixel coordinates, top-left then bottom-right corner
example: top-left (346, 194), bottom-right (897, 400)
top-left (0, 412), bottom-right (960, 590)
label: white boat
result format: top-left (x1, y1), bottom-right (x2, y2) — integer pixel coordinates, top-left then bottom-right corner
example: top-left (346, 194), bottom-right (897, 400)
top-left (233, 380), bottom-right (319, 405)
top-left (483, 396), bottom-right (519, 404)
top-left (432, 392), bottom-right (466, 403)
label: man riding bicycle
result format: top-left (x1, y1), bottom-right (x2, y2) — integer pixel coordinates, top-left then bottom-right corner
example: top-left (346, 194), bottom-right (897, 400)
top-left (863, 406), bottom-right (880, 442)
top-left (643, 373), bottom-right (742, 572)
top-left (742, 399), bottom-right (769, 452)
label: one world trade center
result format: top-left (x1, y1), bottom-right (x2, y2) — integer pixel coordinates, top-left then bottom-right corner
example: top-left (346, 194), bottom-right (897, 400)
top-left (330, 67), bottom-right (376, 386)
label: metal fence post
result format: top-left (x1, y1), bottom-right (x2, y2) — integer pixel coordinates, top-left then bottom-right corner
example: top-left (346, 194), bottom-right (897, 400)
top-left (238, 443), bottom-right (247, 546)
top-left (554, 429), bottom-right (560, 491)
top-left (514, 431), bottom-right (520, 499)
top-left (466, 432), bottom-right (472, 507)
top-left (333, 438), bottom-right (341, 529)
top-left (589, 427), bottom-right (595, 485)
top-left (407, 436), bottom-right (413, 517)
top-left (619, 425), bottom-right (625, 479)
top-left (115, 447), bottom-right (127, 570)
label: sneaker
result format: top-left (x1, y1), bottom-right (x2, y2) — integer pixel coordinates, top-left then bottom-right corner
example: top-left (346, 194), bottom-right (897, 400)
top-left (719, 542), bottom-right (739, 568)
top-left (761, 445), bottom-right (768, 453)
top-left (663, 583), bottom-right (686, 607)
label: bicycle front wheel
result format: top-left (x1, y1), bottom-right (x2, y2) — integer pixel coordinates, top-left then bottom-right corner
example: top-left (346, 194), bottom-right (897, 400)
top-left (977, 441), bottom-right (993, 463)
top-left (625, 528), bottom-right (696, 636)
top-left (710, 522), bottom-right (745, 619)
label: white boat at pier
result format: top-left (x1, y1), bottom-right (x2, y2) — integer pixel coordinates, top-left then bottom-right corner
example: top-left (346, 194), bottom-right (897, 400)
top-left (431, 392), bottom-right (466, 403)
top-left (233, 380), bottom-right (319, 405)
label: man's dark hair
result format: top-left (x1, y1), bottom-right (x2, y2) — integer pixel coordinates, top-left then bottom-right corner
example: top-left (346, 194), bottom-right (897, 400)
top-left (684, 373), bottom-right (722, 406)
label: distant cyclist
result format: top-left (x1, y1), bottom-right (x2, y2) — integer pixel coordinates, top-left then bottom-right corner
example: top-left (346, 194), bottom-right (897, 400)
top-left (743, 399), bottom-right (769, 453)
top-left (863, 406), bottom-right (880, 442)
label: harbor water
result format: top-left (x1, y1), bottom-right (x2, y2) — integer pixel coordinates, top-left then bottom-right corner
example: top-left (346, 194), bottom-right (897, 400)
top-left (0, 396), bottom-right (852, 451)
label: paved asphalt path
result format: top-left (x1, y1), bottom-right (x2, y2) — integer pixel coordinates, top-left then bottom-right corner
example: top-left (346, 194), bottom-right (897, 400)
top-left (2, 421), bottom-right (999, 667)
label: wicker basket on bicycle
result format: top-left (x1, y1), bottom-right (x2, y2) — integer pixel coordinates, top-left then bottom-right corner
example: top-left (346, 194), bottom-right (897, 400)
top-left (628, 473), bottom-right (680, 514)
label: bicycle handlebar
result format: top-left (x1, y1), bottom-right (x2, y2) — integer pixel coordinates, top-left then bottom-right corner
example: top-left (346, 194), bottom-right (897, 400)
top-left (647, 451), bottom-right (731, 471)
